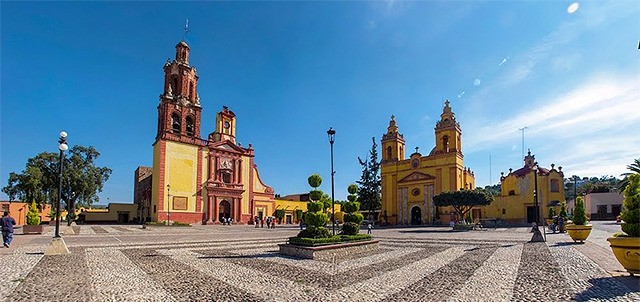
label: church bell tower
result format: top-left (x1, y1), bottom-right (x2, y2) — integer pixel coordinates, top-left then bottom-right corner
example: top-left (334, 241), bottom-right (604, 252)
top-left (156, 41), bottom-right (202, 142)
top-left (434, 100), bottom-right (462, 156)
top-left (381, 115), bottom-right (406, 163)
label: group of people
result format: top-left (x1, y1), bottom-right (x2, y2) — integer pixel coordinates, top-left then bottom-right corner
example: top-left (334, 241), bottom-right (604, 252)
top-left (254, 216), bottom-right (277, 229)
top-left (549, 215), bottom-right (566, 234)
top-left (220, 217), bottom-right (234, 225)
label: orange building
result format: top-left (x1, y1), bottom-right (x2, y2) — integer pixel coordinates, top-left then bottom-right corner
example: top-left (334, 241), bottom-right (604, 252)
top-left (0, 201), bottom-right (51, 225)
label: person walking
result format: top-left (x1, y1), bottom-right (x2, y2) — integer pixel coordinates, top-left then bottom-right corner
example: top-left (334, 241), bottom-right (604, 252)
top-left (367, 223), bottom-right (372, 235)
top-left (260, 218), bottom-right (264, 228)
top-left (2, 211), bottom-right (16, 248)
top-left (254, 216), bottom-right (259, 228)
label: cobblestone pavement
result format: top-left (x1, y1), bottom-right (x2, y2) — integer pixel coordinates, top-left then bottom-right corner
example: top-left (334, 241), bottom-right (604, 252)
top-left (1, 224), bottom-right (638, 301)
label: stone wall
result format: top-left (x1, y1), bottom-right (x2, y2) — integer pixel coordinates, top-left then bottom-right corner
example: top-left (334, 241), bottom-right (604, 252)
top-left (279, 240), bottom-right (379, 260)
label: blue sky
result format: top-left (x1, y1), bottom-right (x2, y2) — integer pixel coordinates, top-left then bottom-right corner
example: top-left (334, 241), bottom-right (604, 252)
top-left (1, 1), bottom-right (638, 204)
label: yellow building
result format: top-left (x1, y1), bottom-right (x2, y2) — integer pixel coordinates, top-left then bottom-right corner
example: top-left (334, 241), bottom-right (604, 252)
top-left (484, 151), bottom-right (566, 224)
top-left (380, 101), bottom-right (475, 225)
top-left (146, 41), bottom-right (276, 225)
top-left (273, 197), bottom-right (342, 224)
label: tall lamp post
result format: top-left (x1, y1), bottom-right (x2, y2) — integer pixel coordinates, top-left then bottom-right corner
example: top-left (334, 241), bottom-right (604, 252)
top-left (166, 184), bottom-right (171, 226)
top-left (55, 131), bottom-right (68, 238)
top-left (531, 161), bottom-right (545, 242)
top-left (327, 127), bottom-right (336, 236)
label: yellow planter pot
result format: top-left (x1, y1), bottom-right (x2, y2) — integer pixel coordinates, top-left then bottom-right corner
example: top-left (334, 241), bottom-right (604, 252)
top-left (565, 224), bottom-right (592, 243)
top-left (607, 236), bottom-right (640, 276)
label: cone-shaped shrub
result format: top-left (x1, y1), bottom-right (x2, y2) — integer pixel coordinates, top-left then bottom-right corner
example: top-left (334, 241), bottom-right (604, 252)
top-left (26, 201), bottom-right (41, 226)
top-left (297, 174), bottom-right (330, 239)
top-left (621, 174), bottom-right (640, 237)
top-left (341, 184), bottom-right (362, 235)
top-left (573, 196), bottom-right (588, 225)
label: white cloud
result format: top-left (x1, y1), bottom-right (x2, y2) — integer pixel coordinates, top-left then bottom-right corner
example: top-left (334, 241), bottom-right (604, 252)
top-left (458, 91), bottom-right (466, 98)
top-left (567, 3), bottom-right (580, 14)
top-left (473, 78), bottom-right (481, 86)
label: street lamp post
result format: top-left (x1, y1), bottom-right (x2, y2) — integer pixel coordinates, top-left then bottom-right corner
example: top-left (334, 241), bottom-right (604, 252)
top-left (531, 161), bottom-right (545, 242)
top-left (166, 184), bottom-right (171, 226)
top-left (55, 131), bottom-right (68, 238)
top-left (327, 127), bottom-right (336, 236)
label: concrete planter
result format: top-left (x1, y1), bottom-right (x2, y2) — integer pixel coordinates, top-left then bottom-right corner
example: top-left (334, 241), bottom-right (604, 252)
top-left (23, 225), bottom-right (44, 235)
top-left (279, 240), bottom-right (379, 260)
top-left (565, 224), bottom-right (592, 243)
top-left (607, 236), bottom-right (640, 276)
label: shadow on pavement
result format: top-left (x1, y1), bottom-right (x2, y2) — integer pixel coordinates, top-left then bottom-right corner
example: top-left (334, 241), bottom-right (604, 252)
top-left (573, 276), bottom-right (640, 301)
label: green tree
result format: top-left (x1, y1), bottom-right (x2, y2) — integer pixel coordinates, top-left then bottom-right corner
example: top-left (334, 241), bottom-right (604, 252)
top-left (341, 184), bottom-right (363, 235)
top-left (26, 201), bottom-right (41, 226)
top-left (357, 137), bottom-right (381, 220)
top-left (482, 184), bottom-right (501, 196)
top-left (298, 174), bottom-right (330, 238)
top-left (433, 189), bottom-right (494, 220)
top-left (1, 146), bottom-right (112, 211)
top-left (573, 196), bottom-right (588, 225)
top-left (621, 173), bottom-right (640, 237)
top-left (618, 158), bottom-right (640, 192)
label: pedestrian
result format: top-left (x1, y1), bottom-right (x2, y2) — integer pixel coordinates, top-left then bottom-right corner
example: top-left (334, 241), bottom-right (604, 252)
top-left (299, 218), bottom-right (304, 230)
top-left (367, 223), bottom-right (372, 235)
top-left (558, 216), bottom-right (565, 233)
top-left (254, 216), bottom-right (259, 228)
top-left (2, 211), bottom-right (16, 248)
top-left (260, 218), bottom-right (264, 228)
top-left (272, 218), bottom-right (276, 229)
top-left (266, 217), bottom-right (271, 229)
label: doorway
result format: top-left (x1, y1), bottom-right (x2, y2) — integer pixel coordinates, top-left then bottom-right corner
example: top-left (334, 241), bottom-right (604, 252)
top-left (410, 206), bottom-right (422, 225)
top-left (286, 214), bottom-right (292, 224)
top-left (219, 200), bottom-right (231, 222)
top-left (527, 206), bottom-right (537, 223)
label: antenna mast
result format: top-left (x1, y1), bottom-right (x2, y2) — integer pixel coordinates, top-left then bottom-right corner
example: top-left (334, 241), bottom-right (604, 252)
top-left (518, 127), bottom-right (528, 159)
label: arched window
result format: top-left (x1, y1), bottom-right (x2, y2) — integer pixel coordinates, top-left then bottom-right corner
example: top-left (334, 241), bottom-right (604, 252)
top-left (185, 116), bottom-right (194, 136)
top-left (442, 135), bottom-right (449, 152)
top-left (386, 146), bottom-right (392, 159)
top-left (171, 113), bottom-right (181, 134)
top-left (222, 172), bottom-right (231, 184)
top-left (550, 179), bottom-right (559, 192)
top-left (502, 209), bottom-right (506, 215)
top-left (172, 78), bottom-right (179, 95)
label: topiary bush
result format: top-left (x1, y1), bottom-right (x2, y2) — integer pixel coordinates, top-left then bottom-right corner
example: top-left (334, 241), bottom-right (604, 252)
top-left (296, 174), bottom-right (330, 239)
top-left (26, 201), bottom-right (41, 226)
top-left (297, 226), bottom-right (330, 239)
top-left (621, 173), bottom-right (640, 237)
top-left (548, 207), bottom-right (555, 220)
top-left (573, 196), bottom-right (588, 225)
top-left (559, 203), bottom-right (568, 218)
top-left (341, 184), bottom-right (363, 235)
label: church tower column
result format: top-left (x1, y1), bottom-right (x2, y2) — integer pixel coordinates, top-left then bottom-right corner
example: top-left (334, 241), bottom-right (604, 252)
top-left (381, 115), bottom-right (406, 163)
top-left (434, 100), bottom-right (462, 156)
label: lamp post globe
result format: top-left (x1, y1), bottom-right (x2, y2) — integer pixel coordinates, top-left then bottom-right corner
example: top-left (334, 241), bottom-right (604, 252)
top-left (55, 131), bottom-right (68, 238)
top-left (327, 127), bottom-right (336, 236)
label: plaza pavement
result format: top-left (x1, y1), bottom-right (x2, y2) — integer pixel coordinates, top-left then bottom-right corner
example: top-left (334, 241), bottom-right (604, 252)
top-left (0, 221), bottom-right (638, 302)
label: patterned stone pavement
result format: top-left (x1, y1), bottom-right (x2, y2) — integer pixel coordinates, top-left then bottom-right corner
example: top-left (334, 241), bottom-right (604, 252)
top-left (1, 223), bottom-right (638, 302)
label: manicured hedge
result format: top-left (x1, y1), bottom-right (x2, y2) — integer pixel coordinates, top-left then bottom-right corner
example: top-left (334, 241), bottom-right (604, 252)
top-left (288, 234), bottom-right (372, 246)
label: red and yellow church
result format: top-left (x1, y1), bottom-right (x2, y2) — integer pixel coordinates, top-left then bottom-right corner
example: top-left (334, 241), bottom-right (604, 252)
top-left (141, 41), bottom-right (277, 224)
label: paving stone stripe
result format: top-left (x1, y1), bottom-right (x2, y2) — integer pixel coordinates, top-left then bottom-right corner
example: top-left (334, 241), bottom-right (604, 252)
top-left (198, 245), bottom-right (449, 290)
top-left (513, 242), bottom-right (572, 301)
top-left (236, 246), bottom-right (418, 273)
top-left (162, 248), bottom-right (321, 302)
top-left (338, 246), bottom-right (468, 302)
top-left (448, 243), bottom-right (524, 302)
top-left (79, 226), bottom-right (96, 235)
top-left (549, 244), bottom-right (640, 301)
top-left (111, 226), bottom-right (134, 233)
top-left (121, 248), bottom-right (263, 302)
top-left (91, 226), bottom-right (109, 234)
top-left (87, 248), bottom-right (175, 302)
top-left (5, 248), bottom-right (93, 302)
top-left (386, 245), bottom-right (498, 301)
top-left (0, 247), bottom-right (45, 302)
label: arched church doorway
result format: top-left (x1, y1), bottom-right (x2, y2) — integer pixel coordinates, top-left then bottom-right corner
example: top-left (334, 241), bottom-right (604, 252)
top-left (411, 206), bottom-right (422, 225)
top-left (219, 200), bottom-right (231, 223)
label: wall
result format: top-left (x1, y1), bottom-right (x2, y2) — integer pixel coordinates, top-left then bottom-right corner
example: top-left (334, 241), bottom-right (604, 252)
top-left (0, 202), bottom-right (51, 226)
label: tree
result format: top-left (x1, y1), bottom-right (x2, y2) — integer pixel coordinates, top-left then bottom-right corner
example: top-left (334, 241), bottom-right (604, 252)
top-left (2, 145), bottom-right (112, 211)
top-left (357, 137), bottom-right (381, 220)
top-left (621, 173), bottom-right (640, 237)
top-left (26, 201), bottom-right (41, 226)
top-left (482, 184), bottom-right (501, 196)
top-left (433, 189), bottom-right (494, 220)
top-left (618, 158), bottom-right (640, 192)
top-left (298, 174), bottom-right (330, 239)
top-left (341, 184), bottom-right (364, 235)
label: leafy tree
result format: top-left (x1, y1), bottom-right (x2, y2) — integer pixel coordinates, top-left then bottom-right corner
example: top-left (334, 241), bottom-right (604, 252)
top-left (357, 137), bottom-right (381, 219)
top-left (482, 184), bottom-right (501, 196)
top-left (559, 203), bottom-right (568, 218)
top-left (433, 189), bottom-right (494, 220)
top-left (26, 201), bottom-right (41, 226)
top-left (618, 158), bottom-right (640, 192)
top-left (2, 146), bottom-right (112, 211)
top-left (621, 173), bottom-right (640, 237)
top-left (274, 209), bottom-right (285, 224)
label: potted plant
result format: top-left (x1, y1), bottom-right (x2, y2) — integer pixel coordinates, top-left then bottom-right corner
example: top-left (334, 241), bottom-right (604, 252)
top-left (547, 207), bottom-right (556, 226)
top-left (565, 196), bottom-right (591, 242)
top-left (23, 201), bottom-right (44, 235)
top-left (607, 173), bottom-right (640, 275)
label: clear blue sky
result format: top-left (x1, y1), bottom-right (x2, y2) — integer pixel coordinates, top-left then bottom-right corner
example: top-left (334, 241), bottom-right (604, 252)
top-left (1, 1), bottom-right (638, 204)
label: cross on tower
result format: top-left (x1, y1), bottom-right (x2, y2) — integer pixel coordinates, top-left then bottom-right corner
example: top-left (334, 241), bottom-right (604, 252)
top-left (183, 19), bottom-right (190, 40)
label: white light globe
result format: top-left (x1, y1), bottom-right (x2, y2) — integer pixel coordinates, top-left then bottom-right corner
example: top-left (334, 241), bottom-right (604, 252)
top-left (60, 131), bottom-right (68, 138)
top-left (59, 143), bottom-right (68, 151)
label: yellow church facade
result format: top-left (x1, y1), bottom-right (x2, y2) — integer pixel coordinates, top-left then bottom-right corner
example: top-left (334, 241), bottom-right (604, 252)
top-left (380, 101), bottom-right (475, 225)
top-left (145, 41), bottom-right (277, 225)
top-left (483, 151), bottom-right (566, 224)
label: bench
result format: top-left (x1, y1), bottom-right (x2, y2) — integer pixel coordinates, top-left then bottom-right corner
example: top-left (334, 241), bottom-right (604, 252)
top-left (479, 218), bottom-right (499, 229)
